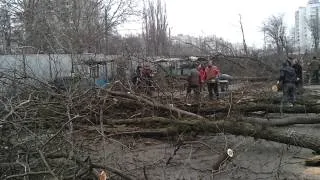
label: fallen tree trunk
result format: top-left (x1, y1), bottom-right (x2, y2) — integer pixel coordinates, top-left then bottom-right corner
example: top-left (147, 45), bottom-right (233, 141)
top-left (239, 91), bottom-right (320, 105)
top-left (232, 76), bottom-right (272, 82)
top-left (189, 120), bottom-right (320, 152)
top-left (201, 121), bottom-right (320, 152)
top-left (242, 115), bottom-right (320, 126)
top-left (237, 104), bottom-right (320, 114)
top-left (105, 90), bottom-right (204, 119)
top-left (98, 118), bottom-right (320, 152)
top-left (107, 117), bottom-right (172, 125)
top-left (195, 104), bottom-right (320, 115)
top-left (106, 128), bottom-right (177, 138)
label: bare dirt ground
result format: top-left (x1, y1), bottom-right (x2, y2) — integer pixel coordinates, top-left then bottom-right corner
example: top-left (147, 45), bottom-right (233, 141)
top-left (70, 84), bottom-right (320, 180)
top-left (74, 125), bottom-right (319, 180)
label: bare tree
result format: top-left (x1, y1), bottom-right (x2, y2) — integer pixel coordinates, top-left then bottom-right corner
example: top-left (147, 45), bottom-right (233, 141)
top-left (1, 0), bottom-right (137, 54)
top-left (262, 15), bottom-right (288, 59)
top-left (104, 0), bottom-right (138, 54)
top-left (143, 0), bottom-right (169, 56)
top-left (0, 2), bottom-right (12, 54)
top-left (170, 34), bottom-right (240, 57)
top-left (7, 0), bottom-right (41, 48)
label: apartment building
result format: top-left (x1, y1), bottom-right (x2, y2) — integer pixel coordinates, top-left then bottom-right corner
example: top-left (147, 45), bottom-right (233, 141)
top-left (295, 0), bottom-right (320, 52)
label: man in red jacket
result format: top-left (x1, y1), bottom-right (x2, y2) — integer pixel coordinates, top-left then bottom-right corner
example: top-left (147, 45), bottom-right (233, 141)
top-left (205, 61), bottom-right (220, 100)
top-left (198, 64), bottom-right (207, 92)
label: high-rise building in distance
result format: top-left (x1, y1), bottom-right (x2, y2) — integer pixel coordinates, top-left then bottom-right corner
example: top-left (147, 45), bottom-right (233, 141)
top-left (295, 0), bottom-right (320, 52)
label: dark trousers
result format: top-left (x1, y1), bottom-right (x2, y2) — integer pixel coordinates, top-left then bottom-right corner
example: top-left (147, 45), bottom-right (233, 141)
top-left (207, 82), bottom-right (219, 99)
top-left (283, 83), bottom-right (296, 104)
top-left (312, 70), bottom-right (319, 83)
top-left (296, 79), bottom-right (303, 94)
top-left (199, 83), bottom-right (205, 92)
top-left (187, 84), bottom-right (200, 97)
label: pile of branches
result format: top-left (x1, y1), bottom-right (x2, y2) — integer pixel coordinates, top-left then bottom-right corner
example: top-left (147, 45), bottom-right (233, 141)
top-left (0, 76), bottom-right (205, 179)
top-left (1, 73), bottom-right (320, 179)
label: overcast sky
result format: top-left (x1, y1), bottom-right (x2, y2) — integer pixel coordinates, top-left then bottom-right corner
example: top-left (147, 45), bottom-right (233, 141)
top-left (119, 0), bottom-right (308, 48)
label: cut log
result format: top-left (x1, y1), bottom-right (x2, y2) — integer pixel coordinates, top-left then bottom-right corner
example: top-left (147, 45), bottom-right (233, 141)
top-left (236, 104), bottom-right (320, 114)
top-left (232, 76), bottom-right (271, 82)
top-left (98, 171), bottom-right (108, 180)
top-left (306, 156), bottom-right (320, 166)
top-left (106, 128), bottom-right (177, 138)
top-left (240, 94), bottom-right (320, 105)
top-left (100, 118), bottom-right (320, 152)
top-left (304, 167), bottom-right (320, 175)
top-left (242, 115), bottom-right (320, 126)
top-left (107, 117), bottom-right (172, 125)
top-left (194, 120), bottom-right (320, 152)
top-left (184, 103), bottom-right (320, 116)
top-left (105, 90), bottom-right (204, 119)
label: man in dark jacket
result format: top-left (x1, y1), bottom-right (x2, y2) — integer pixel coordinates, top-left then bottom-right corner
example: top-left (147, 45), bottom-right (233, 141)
top-left (186, 64), bottom-right (200, 102)
top-left (279, 61), bottom-right (297, 106)
top-left (309, 56), bottom-right (320, 84)
top-left (132, 65), bottom-right (142, 85)
top-left (292, 58), bottom-right (303, 94)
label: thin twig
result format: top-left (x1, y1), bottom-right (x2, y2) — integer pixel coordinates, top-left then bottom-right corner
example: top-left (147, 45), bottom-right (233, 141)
top-left (38, 150), bottom-right (59, 180)
top-left (41, 115), bottom-right (82, 149)
top-left (143, 166), bottom-right (148, 180)
top-left (4, 171), bottom-right (52, 179)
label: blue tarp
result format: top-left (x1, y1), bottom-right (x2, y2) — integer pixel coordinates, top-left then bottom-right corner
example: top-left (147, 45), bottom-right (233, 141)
top-left (95, 79), bottom-right (109, 88)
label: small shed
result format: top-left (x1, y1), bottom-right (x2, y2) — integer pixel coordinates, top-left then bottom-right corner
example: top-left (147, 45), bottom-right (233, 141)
top-left (80, 56), bottom-right (112, 88)
top-left (154, 56), bottom-right (203, 76)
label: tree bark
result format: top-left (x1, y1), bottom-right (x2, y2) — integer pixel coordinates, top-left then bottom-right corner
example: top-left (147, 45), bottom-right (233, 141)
top-left (236, 104), bottom-right (320, 114)
top-left (306, 156), bottom-right (320, 166)
top-left (242, 115), bottom-right (320, 126)
top-left (98, 117), bottom-right (320, 152)
top-left (183, 103), bottom-right (320, 116)
top-left (194, 104), bottom-right (320, 115)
